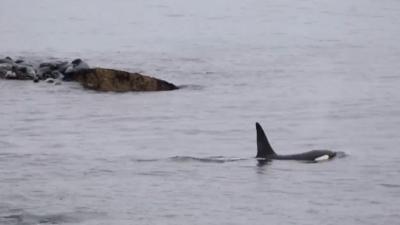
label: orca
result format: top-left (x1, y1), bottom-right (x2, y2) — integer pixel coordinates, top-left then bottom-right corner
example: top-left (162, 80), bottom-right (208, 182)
top-left (256, 122), bottom-right (336, 162)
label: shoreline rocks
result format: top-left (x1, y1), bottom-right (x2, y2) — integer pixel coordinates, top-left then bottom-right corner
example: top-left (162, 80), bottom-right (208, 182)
top-left (0, 57), bottom-right (37, 80)
top-left (0, 57), bottom-right (178, 92)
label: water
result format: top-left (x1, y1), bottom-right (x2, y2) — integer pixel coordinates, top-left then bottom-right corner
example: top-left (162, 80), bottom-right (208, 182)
top-left (1, 0), bottom-right (400, 224)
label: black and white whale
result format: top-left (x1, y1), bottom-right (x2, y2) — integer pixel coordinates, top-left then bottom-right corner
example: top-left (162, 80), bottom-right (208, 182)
top-left (256, 122), bottom-right (336, 162)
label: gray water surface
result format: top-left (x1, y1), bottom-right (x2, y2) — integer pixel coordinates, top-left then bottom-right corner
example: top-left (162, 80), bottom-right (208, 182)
top-left (1, 0), bottom-right (400, 224)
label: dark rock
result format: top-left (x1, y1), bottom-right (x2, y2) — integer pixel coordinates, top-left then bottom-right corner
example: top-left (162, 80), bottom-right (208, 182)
top-left (71, 68), bottom-right (178, 92)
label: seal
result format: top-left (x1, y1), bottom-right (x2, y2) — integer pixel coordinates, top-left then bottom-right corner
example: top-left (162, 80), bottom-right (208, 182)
top-left (65, 59), bottom-right (89, 74)
top-left (256, 122), bottom-right (336, 162)
top-left (63, 59), bottom-right (89, 81)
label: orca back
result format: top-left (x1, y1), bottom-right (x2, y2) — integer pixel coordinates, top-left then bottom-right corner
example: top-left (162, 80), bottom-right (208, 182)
top-left (273, 150), bottom-right (336, 161)
top-left (256, 122), bottom-right (276, 158)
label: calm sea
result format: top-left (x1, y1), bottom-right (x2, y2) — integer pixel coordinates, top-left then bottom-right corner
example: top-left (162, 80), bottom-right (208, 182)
top-left (1, 0), bottom-right (399, 224)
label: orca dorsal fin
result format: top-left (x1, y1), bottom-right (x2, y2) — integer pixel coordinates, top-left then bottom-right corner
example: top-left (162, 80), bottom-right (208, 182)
top-left (256, 122), bottom-right (276, 158)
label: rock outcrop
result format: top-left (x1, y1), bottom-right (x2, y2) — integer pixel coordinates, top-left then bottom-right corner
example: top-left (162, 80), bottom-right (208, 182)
top-left (0, 56), bottom-right (178, 92)
top-left (71, 68), bottom-right (178, 92)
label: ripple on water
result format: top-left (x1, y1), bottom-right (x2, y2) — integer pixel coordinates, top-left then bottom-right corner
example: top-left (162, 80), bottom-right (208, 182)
top-left (380, 183), bottom-right (400, 189)
top-left (0, 141), bottom-right (18, 148)
top-left (169, 156), bottom-right (246, 163)
top-left (127, 156), bottom-right (247, 164)
top-left (0, 209), bottom-right (106, 225)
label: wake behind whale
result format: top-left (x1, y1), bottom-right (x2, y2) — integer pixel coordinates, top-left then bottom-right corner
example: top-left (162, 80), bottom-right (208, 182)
top-left (129, 156), bottom-right (247, 164)
top-left (128, 122), bottom-right (344, 165)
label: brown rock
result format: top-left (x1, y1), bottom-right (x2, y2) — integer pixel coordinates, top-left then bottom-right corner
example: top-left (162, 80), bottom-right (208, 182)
top-left (71, 68), bottom-right (178, 92)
